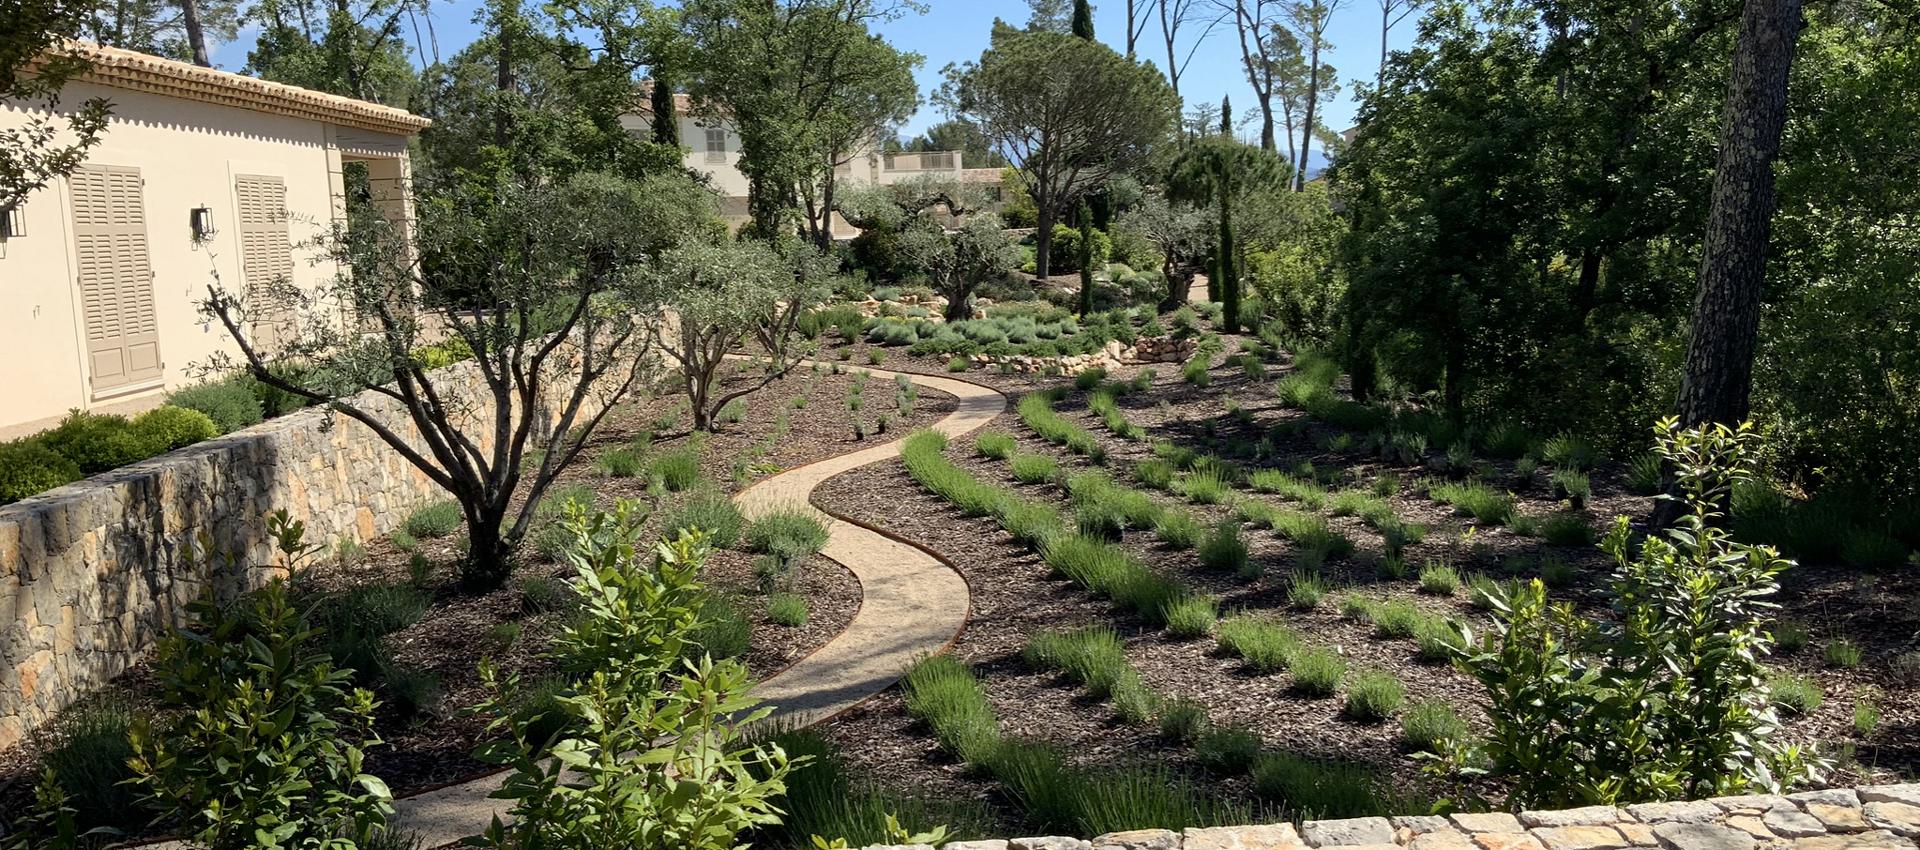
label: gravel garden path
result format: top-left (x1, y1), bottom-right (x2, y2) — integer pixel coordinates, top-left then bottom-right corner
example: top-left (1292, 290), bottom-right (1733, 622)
top-left (375, 365), bottom-right (1006, 848)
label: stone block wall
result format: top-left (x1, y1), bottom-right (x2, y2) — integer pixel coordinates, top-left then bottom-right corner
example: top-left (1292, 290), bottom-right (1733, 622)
top-left (0, 352), bottom-right (624, 749)
top-left (868, 784), bottom-right (1920, 850)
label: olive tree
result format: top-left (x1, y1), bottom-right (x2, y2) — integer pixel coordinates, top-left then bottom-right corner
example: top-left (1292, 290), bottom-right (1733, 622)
top-left (938, 22), bottom-right (1177, 279)
top-left (203, 172), bottom-right (711, 589)
top-left (655, 238), bottom-right (835, 431)
top-left (839, 176), bottom-right (1018, 322)
top-left (1119, 190), bottom-right (1210, 311)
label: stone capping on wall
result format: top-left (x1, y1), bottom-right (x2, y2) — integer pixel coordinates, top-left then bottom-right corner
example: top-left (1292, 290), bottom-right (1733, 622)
top-left (0, 349), bottom-right (623, 750)
top-left (858, 785), bottom-right (1920, 850)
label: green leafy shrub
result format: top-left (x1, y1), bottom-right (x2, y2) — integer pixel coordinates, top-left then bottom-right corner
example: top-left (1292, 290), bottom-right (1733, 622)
top-left (1289, 648), bottom-right (1346, 696)
top-left (1551, 469), bottom-right (1591, 508)
top-left (130, 520), bottom-right (393, 849)
top-left (166, 376), bottom-right (265, 433)
top-left (755, 728), bottom-right (992, 850)
top-left (1414, 615), bottom-right (1462, 663)
top-left (1538, 554), bottom-right (1577, 589)
top-left (745, 507), bottom-right (830, 563)
top-left (1369, 599), bottom-right (1424, 638)
top-left (1011, 452), bottom-right (1061, 484)
top-left (1074, 366), bottom-right (1108, 391)
top-left (1134, 457), bottom-right (1177, 490)
top-left (1195, 725), bottom-right (1262, 775)
top-left (0, 438), bottom-right (81, 503)
top-left (531, 485), bottom-right (600, 561)
top-left (1075, 499), bottom-right (1126, 541)
top-left (688, 594), bottom-right (753, 661)
top-left (1175, 470), bottom-right (1231, 504)
top-left (947, 356), bottom-right (969, 372)
top-left (518, 575), bottom-right (572, 614)
top-left (404, 500), bottom-right (464, 539)
top-left (650, 446), bottom-right (704, 492)
top-left (132, 405), bottom-right (219, 450)
top-left (318, 583), bottom-right (430, 640)
top-left (767, 592), bottom-right (810, 627)
top-left (40, 410), bottom-right (158, 474)
top-left (975, 431), bottom-right (1018, 459)
top-left (1181, 356), bottom-right (1211, 387)
top-left (1343, 669), bottom-right (1405, 721)
top-left (664, 490), bottom-right (744, 550)
top-left (1401, 700), bottom-right (1469, 753)
top-left (1452, 419), bottom-right (1816, 808)
top-left (1249, 753), bottom-right (1385, 820)
top-left (1019, 391), bottom-right (1105, 460)
top-left (1773, 620), bottom-right (1809, 653)
top-left (1853, 695), bottom-right (1881, 737)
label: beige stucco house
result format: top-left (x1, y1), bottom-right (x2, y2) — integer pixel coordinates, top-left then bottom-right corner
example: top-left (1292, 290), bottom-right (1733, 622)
top-left (623, 87), bottom-right (995, 237)
top-left (0, 43), bottom-right (429, 438)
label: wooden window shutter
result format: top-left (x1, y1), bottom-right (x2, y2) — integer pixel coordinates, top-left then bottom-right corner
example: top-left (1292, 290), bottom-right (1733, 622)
top-left (71, 165), bottom-right (161, 393)
top-left (235, 175), bottom-right (293, 351)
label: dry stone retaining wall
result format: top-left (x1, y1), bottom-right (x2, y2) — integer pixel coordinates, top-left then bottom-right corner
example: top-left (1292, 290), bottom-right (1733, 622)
top-left (861, 785), bottom-right (1920, 850)
top-left (0, 353), bottom-right (620, 749)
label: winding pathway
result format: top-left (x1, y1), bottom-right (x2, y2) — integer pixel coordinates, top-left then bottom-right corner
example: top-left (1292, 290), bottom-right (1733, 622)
top-left (384, 365), bottom-right (1005, 847)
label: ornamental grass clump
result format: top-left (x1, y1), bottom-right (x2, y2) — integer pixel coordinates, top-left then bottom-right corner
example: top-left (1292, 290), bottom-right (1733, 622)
top-left (1196, 725), bottom-right (1262, 776)
top-left (975, 431), bottom-right (1018, 459)
top-left (1401, 700), bottom-right (1469, 753)
top-left (1249, 753), bottom-right (1386, 821)
top-left (1344, 669), bottom-right (1405, 721)
top-left (1217, 615), bottom-right (1302, 673)
top-left (745, 507), bottom-right (830, 564)
top-left (1198, 520), bottom-right (1250, 573)
top-left (1451, 418), bottom-right (1817, 808)
top-left (1152, 509), bottom-right (1206, 549)
top-left (1289, 648), bottom-right (1346, 697)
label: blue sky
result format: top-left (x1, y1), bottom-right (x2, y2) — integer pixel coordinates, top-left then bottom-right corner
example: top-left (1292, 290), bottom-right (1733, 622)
top-left (211, 0), bottom-right (1420, 144)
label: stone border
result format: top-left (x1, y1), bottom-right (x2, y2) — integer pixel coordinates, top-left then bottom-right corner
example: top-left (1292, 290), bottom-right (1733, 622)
top-left (855, 785), bottom-right (1920, 850)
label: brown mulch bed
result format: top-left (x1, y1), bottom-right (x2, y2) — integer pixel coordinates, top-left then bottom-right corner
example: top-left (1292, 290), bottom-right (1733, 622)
top-left (806, 332), bottom-right (1920, 818)
top-left (0, 363), bottom-right (952, 832)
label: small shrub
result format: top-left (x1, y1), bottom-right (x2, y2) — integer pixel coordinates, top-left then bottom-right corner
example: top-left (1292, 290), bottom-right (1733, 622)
top-left (1287, 570), bottom-right (1328, 610)
top-left (1429, 480), bottom-right (1514, 525)
top-left (519, 575), bottom-right (572, 614)
top-left (1419, 562), bottom-right (1460, 596)
top-left (767, 592), bottom-right (810, 627)
top-left (1289, 648), bottom-right (1346, 697)
top-left (1770, 672), bottom-right (1823, 716)
top-left (1541, 512), bottom-right (1595, 546)
top-left (687, 594), bottom-right (752, 660)
top-left (1133, 458), bottom-right (1177, 490)
top-left (1894, 651), bottom-right (1920, 686)
top-left (40, 410), bottom-right (158, 473)
top-left (44, 699), bottom-right (140, 830)
top-left (1159, 698), bottom-right (1207, 743)
top-left (1774, 620), bottom-right (1809, 653)
top-left (663, 490), bottom-right (744, 550)
top-left (1025, 627), bottom-right (1132, 698)
top-left (947, 356), bottom-right (970, 372)
top-left (1076, 499), bottom-right (1127, 541)
top-left (1182, 357), bottom-right (1211, 387)
top-left (595, 447), bottom-right (645, 477)
top-left (1344, 669), bottom-right (1405, 721)
top-left (1538, 554), bottom-right (1577, 589)
top-left (1152, 509), bottom-right (1205, 549)
top-left (1839, 528), bottom-right (1908, 569)
top-left (1542, 433), bottom-right (1600, 471)
top-left (1413, 615), bottom-right (1461, 663)
top-left (1195, 725), bottom-right (1262, 775)
top-left (1175, 470), bottom-right (1231, 505)
top-left (1075, 367), bottom-right (1108, 391)
top-left (1249, 752), bottom-right (1384, 820)
top-left (1217, 615), bottom-right (1301, 673)
top-left (745, 507), bottom-right (831, 562)
top-left (0, 438), bottom-right (81, 503)
top-left (650, 446), bottom-right (704, 492)
top-left (1198, 521), bottom-right (1249, 573)
top-left (1370, 599), bottom-right (1423, 639)
top-left (1627, 454), bottom-right (1663, 495)
top-left (404, 500), bottom-right (464, 539)
top-left (901, 654), bottom-right (1001, 764)
top-left (1550, 469), bottom-right (1591, 508)
top-left (1376, 555), bottom-right (1412, 580)
top-left (1853, 695), bottom-right (1881, 737)
top-left (166, 375), bottom-right (265, 433)
top-left (1011, 453), bottom-right (1061, 484)
top-left (131, 405), bottom-right (219, 450)
top-left (1824, 639), bottom-right (1863, 669)
top-left (975, 431), bottom-right (1018, 459)
top-left (1401, 700), bottom-right (1469, 753)
top-left (716, 398), bottom-right (749, 424)
top-left (1164, 595), bottom-right (1218, 638)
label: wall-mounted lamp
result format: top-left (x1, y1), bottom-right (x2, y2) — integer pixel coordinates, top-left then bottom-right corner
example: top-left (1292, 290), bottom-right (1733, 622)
top-left (190, 206), bottom-right (216, 242)
top-left (1, 203), bottom-right (24, 239)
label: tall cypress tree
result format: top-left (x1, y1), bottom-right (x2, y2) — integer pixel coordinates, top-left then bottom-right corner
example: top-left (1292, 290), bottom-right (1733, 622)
top-left (1071, 0), bottom-right (1096, 40)
top-left (1078, 198), bottom-right (1097, 316)
top-left (649, 76), bottom-right (679, 147)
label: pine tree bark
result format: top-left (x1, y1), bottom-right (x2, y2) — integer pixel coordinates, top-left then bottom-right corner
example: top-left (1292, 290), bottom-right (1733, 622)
top-left (178, 0), bottom-right (211, 66)
top-left (1675, 0), bottom-right (1805, 428)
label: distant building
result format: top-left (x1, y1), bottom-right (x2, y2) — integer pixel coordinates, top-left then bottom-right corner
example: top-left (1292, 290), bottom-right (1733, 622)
top-left (0, 43), bottom-right (430, 437)
top-left (628, 86), bottom-right (998, 237)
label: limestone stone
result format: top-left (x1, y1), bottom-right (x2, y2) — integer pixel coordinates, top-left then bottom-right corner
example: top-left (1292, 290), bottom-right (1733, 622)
top-left (1649, 822), bottom-right (1753, 850)
top-left (1804, 803), bottom-right (1870, 832)
top-left (1865, 802), bottom-right (1920, 837)
top-left (1615, 823), bottom-right (1657, 846)
top-left (1398, 816), bottom-right (1459, 835)
top-left (1785, 830), bottom-right (1916, 850)
top-left (1532, 826), bottom-right (1629, 850)
top-left (1010, 838), bottom-right (1093, 850)
top-left (1789, 790), bottom-right (1860, 809)
top-left (1522, 808), bottom-right (1632, 829)
top-left (1408, 831), bottom-right (1478, 850)
top-left (1091, 829), bottom-right (1180, 850)
top-left (1862, 788), bottom-right (1920, 809)
top-left (1629, 802), bottom-right (1726, 824)
top-left (943, 842), bottom-right (1010, 850)
top-left (1721, 815), bottom-right (1773, 840)
top-left (1454, 814), bottom-right (1527, 834)
top-left (1473, 836), bottom-right (1547, 850)
top-left (1182, 824), bottom-right (1306, 850)
top-left (1709, 795), bottom-right (1795, 814)
top-left (1764, 808), bottom-right (1832, 838)
top-left (1301, 818), bottom-right (1395, 847)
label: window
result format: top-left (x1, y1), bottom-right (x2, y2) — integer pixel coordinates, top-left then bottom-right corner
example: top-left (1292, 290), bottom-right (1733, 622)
top-left (70, 165), bottom-right (162, 393)
top-left (705, 128), bottom-right (727, 162)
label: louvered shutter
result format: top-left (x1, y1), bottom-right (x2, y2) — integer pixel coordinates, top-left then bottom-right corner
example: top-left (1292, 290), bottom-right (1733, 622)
top-left (235, 175), bottom-right (293, 351)
top-left (71, 165), bottom-right (161, 392)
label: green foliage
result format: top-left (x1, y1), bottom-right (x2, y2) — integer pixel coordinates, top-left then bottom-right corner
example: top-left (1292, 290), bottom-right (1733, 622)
top-left (1011, 452), bottom-right (1061, 484)
top-left (1152, 509), bottom-right (1206, 549)
top-left (43, 699), bottom-right (140, 832)
top-left (1195, 725), bottom-right (1263, 775)
top-left (404, 500), bottom-right (464, 539)
top-left (1428, 480), bottom-right (1515, 525)
top-left (1174, 470), bottom-right (1231, 504)
top-left (947, 356), bottom-right (970, 372)
top-left (1450, 420), bottom-right (1815, 807)
top-left (650, 446), bottom-right (705, 492)
top-left (596, 447), bottom-right (645, 478)
top-left (689, 594), bottom-right (754, 662)
top-left (901, 654), bottom-right (1002, 765)
top-left (130, 519), bottom-right (392, 849)
top-left (471, 505), bottom-right (790, 850)
top-left (1249, 753), bottom-right (1386, 820)
top-left (664, 490), bottom-right (745, 551)
top-left (1181, 355), bottom-right (1212, 387)
top-left (0, 438), bottom-right (81, 503)
top-left (131, 405), bottom-right (219, 451)
top-left (975, 430), bottom-right (1018, 459)
top-left (1773, 620), bottom-right (1809, 653)
top-left (1287, 570), bottom-right (1329, 610)
top-left (1551, 469), bottom-right (1591, 508)
top-left (746, 508), bottom-right (830, 563)
top-left (1216, 614), bottom-right (1302, 674)
top-left (767, 592), bottom-right (810, 627)
top-left (166, 376), bottom-right (266, 434)
top-left (1019, 390), bottom-right (1105, 460)
top-left (1164, 596), bottom-right (1219, 638)
top-left (1420, 562), bottom-right (1461, 595)
top-left (1853, 695), bottom-right (1881, 737)
top-left (1133, 457), bottom-right (1177, 490)
top-left (1047, 223), bottom-right (1112, 275)
top-left (1769, 672), bottom-right (1823, 716)
top-left (1197, 520), bottom-right (1249, 573)
top-left (1627, 454), bottom-right (1664, 495)
top-left (1541, 512), bottom-right (1596, 546)
top-left (38, 410), bottom-right (159, 474)
top-left (519, 575), bottom-right (572, 615)
top-left (1401, 700), bottom-right (1469, 753)
top-left (757, 729), bottom-right (991, 850)
top-left (1344, 669), bottom-right (1405, 721)
top-left (1289, 648), bottom-right (1347, 697)
top-left (1823, 639), bottom-right (1863, 669)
